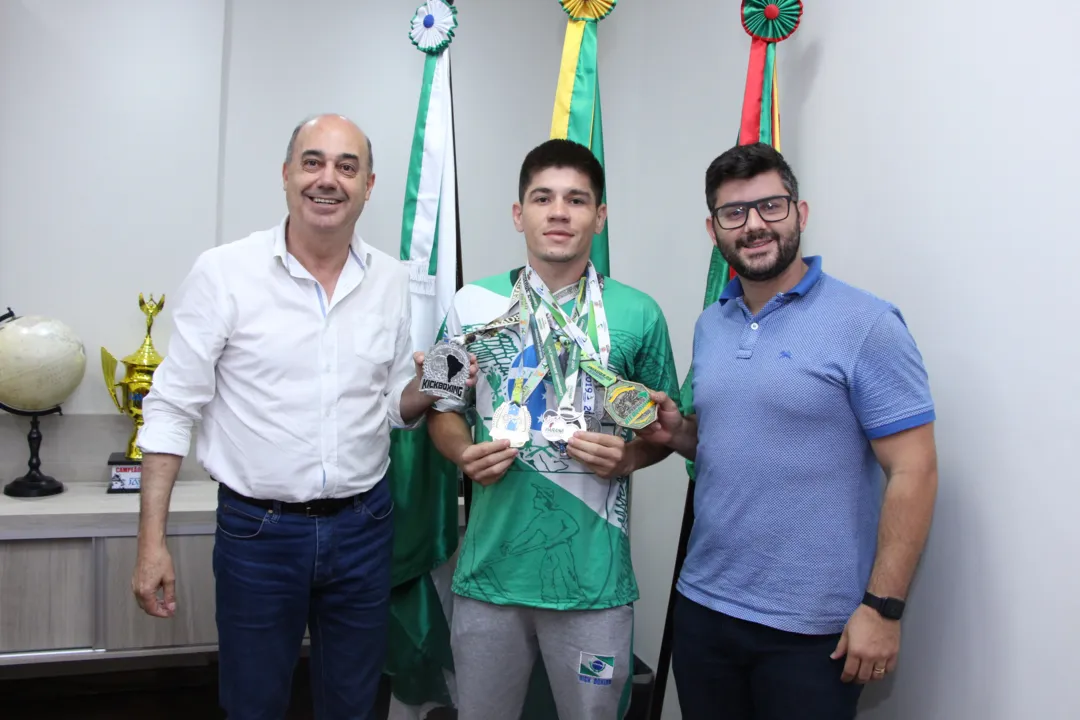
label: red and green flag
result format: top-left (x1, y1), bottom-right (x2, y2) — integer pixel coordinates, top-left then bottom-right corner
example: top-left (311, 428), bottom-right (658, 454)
top-left (680, 0), bottom-right (803, 469)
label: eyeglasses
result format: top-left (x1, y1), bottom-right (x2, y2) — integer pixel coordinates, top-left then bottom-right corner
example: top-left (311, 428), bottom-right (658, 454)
top-left (712, 195), bottom-right (793, 230)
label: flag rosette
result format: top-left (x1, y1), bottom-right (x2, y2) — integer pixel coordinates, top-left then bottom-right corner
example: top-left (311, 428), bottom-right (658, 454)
top-left (559, 0), bottom-right (616, 22)
top-left (737, 0), bottom-right (802, 148)
top-left (409, 0), bottom-right (457, 54)
top-left (742, 0), bottom-right (802, 42)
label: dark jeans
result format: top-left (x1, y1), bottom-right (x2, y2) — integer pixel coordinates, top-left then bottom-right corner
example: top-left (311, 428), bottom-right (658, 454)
top-left (672, 592), bottom-right (863, 720)
top-left (212, 478), bottom-right (394, 720)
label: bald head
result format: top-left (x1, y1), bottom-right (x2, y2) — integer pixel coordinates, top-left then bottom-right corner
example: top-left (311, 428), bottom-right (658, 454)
top-left (281, 113), bottom-right (376, 239)
top-left (284, 114), bottom-right (373, 173)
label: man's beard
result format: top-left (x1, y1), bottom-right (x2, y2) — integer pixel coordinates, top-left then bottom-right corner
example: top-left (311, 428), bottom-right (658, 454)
top-left (719, 225), bottom-right (801, 282)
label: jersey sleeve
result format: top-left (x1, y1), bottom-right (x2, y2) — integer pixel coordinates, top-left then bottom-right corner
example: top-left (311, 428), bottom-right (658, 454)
top-left (632, 302), bottom-right (682, 403)
top-left (851, 308), bottom-right (936, 439)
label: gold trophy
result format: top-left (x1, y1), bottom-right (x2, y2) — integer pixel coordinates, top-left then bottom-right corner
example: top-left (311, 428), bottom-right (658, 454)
top-left (101, 294), bottom-right (165, 493)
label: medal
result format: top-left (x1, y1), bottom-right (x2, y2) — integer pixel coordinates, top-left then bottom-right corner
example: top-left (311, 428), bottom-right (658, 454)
top-left (594, 384), bottom-right (608, 422)
top-left (491, 402), bottom-right (531, 448)
top-left (541, 412), bottom-right (568, 443)
top-left (556, 409), bottom-right (587, 458)
top-left (541, 405), bottom-right (586, 445)
top-left (540, 409), bottom-right (569, 456)
top-left (604, 380), bottom-right (658, 430)
top-left (584, 413), bottom-right (601, 433)
top-left (420, 340), bottom-right (470, 401)
top-left (559, 406), bottom-right (588, 434)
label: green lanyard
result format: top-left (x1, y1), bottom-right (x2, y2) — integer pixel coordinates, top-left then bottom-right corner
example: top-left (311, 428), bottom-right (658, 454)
top-left (533, 279), bottom-right (588, 408)
top-left (509, 283), bottom-right (550, 406)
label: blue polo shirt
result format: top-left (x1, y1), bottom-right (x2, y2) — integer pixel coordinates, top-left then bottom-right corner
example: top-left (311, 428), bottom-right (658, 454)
top-left (677, 256), bottom-right (935, 635)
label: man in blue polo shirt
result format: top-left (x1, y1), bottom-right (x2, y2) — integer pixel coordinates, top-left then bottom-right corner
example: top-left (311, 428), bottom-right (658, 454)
top-left (640, 143), bottom-right (938, 719)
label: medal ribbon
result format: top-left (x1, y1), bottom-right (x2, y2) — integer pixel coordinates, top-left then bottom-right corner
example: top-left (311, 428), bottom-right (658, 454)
top-left (525, 271), bottom-right (591, 410)
top-left (527, 263), bottom-right (609, 367)
top-left (527, 263), bottom-right (612, 418)
top-left (540, 320), bottom-right (583, 409)
top-left (509, 279), bottom-right (550, 407)
top-left (450, 275), bottom-right (527, 345)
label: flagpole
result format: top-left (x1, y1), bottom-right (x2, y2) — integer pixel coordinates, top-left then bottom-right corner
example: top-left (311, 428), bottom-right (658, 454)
top-left (648, 4), bottom-right (802, 717)
top-left (442, 0), bottom-right (473, 525)
top-left (388, 3), bottom-right (464, 714)
top-left (647, 484), bottom-right (694, 719)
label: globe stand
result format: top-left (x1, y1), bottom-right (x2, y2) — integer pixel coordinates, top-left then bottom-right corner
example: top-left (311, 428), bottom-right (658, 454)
top-left (1, 403), bottom-right (64, 498)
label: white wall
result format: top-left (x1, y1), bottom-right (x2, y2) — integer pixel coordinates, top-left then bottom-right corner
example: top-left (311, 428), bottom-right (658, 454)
top-left (0, 0), bottom-right (226, 414)
top-left (218, 0), bottom-right (566, 277)
top-left (220, 0), bottom-right (419, 256)
top-left (4, 1), bottom-right (1079, 718)
top-left (782, 3), bottom-right (1080, 719)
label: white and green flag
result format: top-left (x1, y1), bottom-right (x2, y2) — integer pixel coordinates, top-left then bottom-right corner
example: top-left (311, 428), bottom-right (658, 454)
top-left (386, 2), bottom-right (462, 718)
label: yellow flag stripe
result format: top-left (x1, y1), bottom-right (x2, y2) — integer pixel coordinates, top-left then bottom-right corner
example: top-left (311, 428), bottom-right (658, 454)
top-left (771, 61), bottom-right (781, 151)
top-left (550, 20), bottom-right (586, 139)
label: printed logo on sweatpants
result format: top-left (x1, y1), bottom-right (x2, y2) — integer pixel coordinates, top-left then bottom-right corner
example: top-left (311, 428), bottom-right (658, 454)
top-left (578, 652), bottom-right (615, 686)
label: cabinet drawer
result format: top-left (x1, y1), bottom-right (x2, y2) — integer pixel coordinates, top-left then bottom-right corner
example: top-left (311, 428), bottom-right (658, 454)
top-left (0, 539), bottom-right (94, 653)
top-left (101, 535), bottom-right (217, 650)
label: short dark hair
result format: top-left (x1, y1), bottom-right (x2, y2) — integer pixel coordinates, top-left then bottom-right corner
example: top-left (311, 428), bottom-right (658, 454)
top-left (518, 139), bottom-right (605, 204)
top-left (704, 142), bottom-right (799, 211)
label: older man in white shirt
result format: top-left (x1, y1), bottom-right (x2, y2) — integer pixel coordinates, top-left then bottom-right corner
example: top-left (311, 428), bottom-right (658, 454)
top-left (131, 114), bottom-right (472, 720)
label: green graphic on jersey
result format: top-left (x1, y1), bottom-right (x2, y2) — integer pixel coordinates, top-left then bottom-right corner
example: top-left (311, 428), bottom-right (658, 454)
top-left (444, 273), bottom-right (680, 611)
top-left (495, 484), bottom-right (583, 604)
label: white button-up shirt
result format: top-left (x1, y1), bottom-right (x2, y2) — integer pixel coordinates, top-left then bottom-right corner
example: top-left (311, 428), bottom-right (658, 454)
top-left (137, 218), bottom-right (414, 502)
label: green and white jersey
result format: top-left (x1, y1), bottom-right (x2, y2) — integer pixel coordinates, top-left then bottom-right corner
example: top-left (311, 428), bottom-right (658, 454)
top-left (435, 267), bottom-right (680, 611)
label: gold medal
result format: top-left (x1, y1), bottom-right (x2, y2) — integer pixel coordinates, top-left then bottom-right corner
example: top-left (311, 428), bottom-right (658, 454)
top-left (603, 380), bottom-right (657, 430)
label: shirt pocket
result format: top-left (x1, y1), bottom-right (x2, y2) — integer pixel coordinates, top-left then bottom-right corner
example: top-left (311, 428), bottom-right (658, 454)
top-left (353, 315), bottom-right (395, 366)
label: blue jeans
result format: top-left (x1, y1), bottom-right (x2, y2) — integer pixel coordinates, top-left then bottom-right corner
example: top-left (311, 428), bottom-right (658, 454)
top-left (672, 592), bottom-right (863, 720)
top-left (212, 478), bottom-right (394, 720)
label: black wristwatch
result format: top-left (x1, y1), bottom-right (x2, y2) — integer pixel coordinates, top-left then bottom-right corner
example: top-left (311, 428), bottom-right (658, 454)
top-left (862, 592), bottom-right (905, 621)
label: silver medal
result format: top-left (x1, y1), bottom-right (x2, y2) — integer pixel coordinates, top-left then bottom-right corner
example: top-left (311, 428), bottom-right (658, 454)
top-left (491, 402), bottom-right (531, 448)
top-left (420, 340), bottom-right (470, 401)
top-left (541, 413), bottom-right (569, 443)
top-left (559, 406), bottom-right (588, 435)
top-left (584, 413), bottom-right (601, 433)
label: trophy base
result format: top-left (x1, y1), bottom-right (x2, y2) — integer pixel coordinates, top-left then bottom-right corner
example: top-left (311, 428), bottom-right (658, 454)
top-left (4, 473), bottom-right (64, 498)
top-left (107, 452), bottom-right (142, 494)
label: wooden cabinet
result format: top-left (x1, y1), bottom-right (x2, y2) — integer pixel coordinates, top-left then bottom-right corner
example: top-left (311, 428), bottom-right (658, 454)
top-left (101, 535), bottom-right (218, 650)
top-left (0, 478), bottom-right (463, 669)
top-left (0, 539), bottom-right (95, 653)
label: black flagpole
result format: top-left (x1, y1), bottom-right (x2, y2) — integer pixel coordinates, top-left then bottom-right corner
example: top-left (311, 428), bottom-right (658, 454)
top-left (444, 0), bottom-right (472, 525)
top-left (647, 476), bottom-right (695, 718)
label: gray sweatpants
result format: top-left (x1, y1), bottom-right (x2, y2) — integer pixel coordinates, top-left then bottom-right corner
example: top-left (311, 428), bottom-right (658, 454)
top-left (451, 594), bottom-right (633, 720)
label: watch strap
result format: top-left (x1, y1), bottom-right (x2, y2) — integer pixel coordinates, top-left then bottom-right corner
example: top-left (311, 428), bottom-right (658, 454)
top-left (862, 591), bottom-right (905, 620)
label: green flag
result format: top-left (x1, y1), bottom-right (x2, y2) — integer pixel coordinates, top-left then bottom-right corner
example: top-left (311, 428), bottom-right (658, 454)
top-left (549, 0), bottom-right (614, 276)
top-left (385, 2), bottom-right (461, 716)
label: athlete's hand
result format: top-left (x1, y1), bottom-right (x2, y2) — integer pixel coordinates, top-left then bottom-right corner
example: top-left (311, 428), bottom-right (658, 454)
top-left (566, 431), bottom-right (633, 479)
top-left (459, 439), bottom-right (518, 486)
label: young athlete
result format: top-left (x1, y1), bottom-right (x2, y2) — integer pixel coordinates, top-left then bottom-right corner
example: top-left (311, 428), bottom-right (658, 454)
top-left (427, 138), bottom-right (680, 720)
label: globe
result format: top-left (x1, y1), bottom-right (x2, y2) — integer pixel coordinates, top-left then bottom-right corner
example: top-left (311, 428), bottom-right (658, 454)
top-left (0, 314), bottom-right (87, 413)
